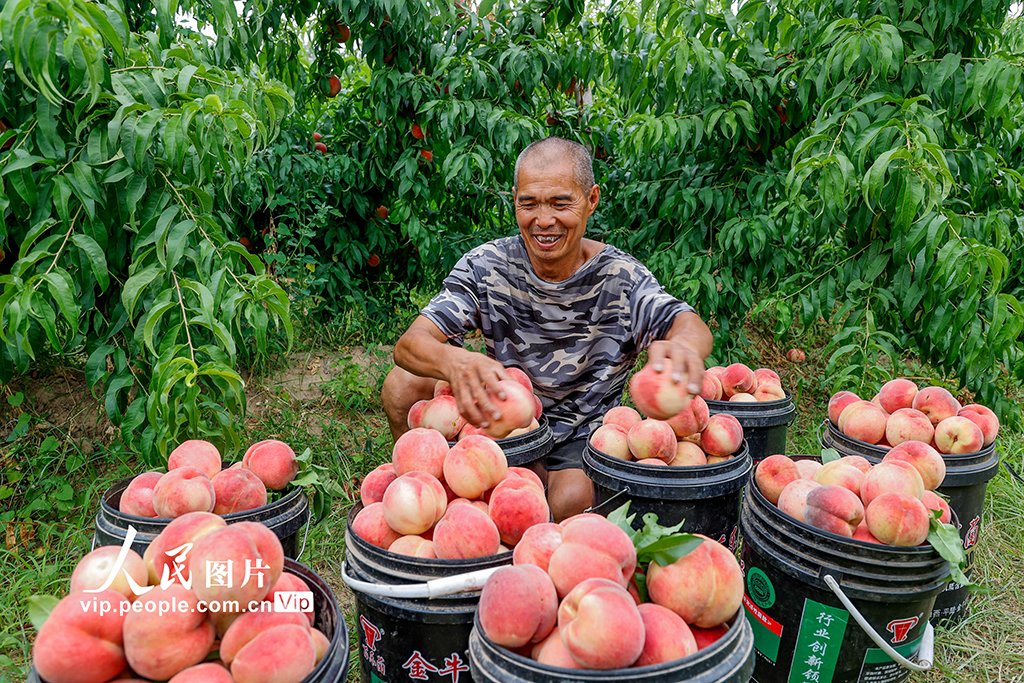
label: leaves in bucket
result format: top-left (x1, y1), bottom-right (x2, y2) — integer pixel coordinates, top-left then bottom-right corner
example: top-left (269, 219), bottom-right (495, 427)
top-left (607, 502), bottom-right (704, 567)
top-left (27, 595), bottom-right (60, 631)
top-left (820, 447), bottom-right (841, 464)
top-left (927, 515), bottom-right (970, 586)
top-left (291, 448), bottom-right (346, 524)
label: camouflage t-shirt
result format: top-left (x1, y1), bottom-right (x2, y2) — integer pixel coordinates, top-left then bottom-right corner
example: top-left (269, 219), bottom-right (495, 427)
top-left (421, 236), bottom-right (694, 443)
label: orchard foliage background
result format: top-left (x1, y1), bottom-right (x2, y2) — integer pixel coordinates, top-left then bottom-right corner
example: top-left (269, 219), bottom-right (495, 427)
top-left (2, 0), bottom-right (1024, 460)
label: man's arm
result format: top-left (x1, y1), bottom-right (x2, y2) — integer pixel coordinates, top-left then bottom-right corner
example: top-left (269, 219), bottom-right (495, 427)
top-left (394, 316), bottom-right (513, 429)
top-left (645, 311), bottom-right (713, 396)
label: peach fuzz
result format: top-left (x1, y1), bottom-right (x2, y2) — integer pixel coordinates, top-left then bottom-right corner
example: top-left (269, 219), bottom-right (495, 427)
top-left (242, 439), bottom-right (298, 490)
top-left (720, 363), bottom-right (754, 398)
top-left (877, 379), bottom-right (918, 413)
top-left (604, 406), bottom-right (642, 431)
top-left (392, 427), bottom-right (449, 480)
top-left (143, 511), bottom-right (225, 584)
top-left (629, 360), bottom-right (694, 420)
top-left (813, 460), bottom-right (865, 497)
top-left (118, 471), bottom-right (163, 518)
top-left (912, 386), bottom-right (961, 425)
top-left (512, 522), bottom-right (564, 572)
top-left (360, 463), bottom-right (398, 506)
top-left (382, 471), bottom-right (447, 535)
top-left (168, 440), bottom-right (222, 479)
top-left (635, 603), bottom-right (698, 667)
top-left (755, 455), bottom-right (800, 505)
top-left (531, 626), bottom-right (582, 668)
top-left (352, 502), bottom-right (403, 549)
top-left (483, 380), bottom-right (535, 438)
top-left (795, 459), bottom-right (822, 480)
top-left (407, 399), bottom-right (429, 428)
top-left (646, 535), bottom-right (743, 628)
top-left (220, 610), bottom-right (311, 665)
top-left (547, 515), bottom-right (636, 597)
top-left (865, 493), bottom-right (931, 546)
top-left (420, 395), bottom-right (466, 440)
top-left (671, 441), bottom-right (707, 466)
top-left (861, 461), bottom-right (924, 506)
top-left (70, 546), bottom-right (147, 601)
top-left (123, 583), bottom-right (215, 680)
top-left (777, 479), bottom-right (821, 522)
top-left (959, 404), bottom-right (999, 446)
top-left (168, 663), bottom-right (234, 683)
top-left (827, 391), bottom-right (861, 425)
top-left (589, 424), bottom-right (632, 460)
top-left (753, 384), bottom-right (786, 402)
top-left (433, 380), bottom-right (454, 397)
top-left (506, 366), bottom-right (534, 393)
top-left (934, 416), bottom-right (985, 454)
top-left (479, 565), bottom-right (558, 647)
top-left (803, 485), bottom-right (864, 537)
top-left (558, 578), bottom-right (645, 669)
top-left (884, 408), bottom-right (934, 446)
top-left (922, 490), bottom-right (951, 524)
top-left (33, 588), bottom-right (129, 683)
top-left (729, 392), bottom-right (756, 402)
top-left (883, 441), bottom-right (946, 490)
top-left (489, 478), bottom-right (550, 545)
top-left (190, 523), bottom-right (284, 610)
top-left (264, 572), bottom-right (314, 626)
top-left (701, 413), bottom-right (744, 457)
top-left (432, 503), bottom-right (501, 559)
top-left (839, 402), bottom-right (887, 444)
top-left (211, 467), bottom-right (267, 514)
top-left (231, 623), bottom-right (316, 683)
top-left (152, 466), bottom-right (216, 518)
top-left (627, 419), bottom-right (677, 462)
top-left (691, 624), bottom-right (729, 650)
top-left (666, 396), bottom-right (710, 438)
top-left (389, 535), bottom-right (437, 558)
top-left (443, 435), bottom-right (508, 498)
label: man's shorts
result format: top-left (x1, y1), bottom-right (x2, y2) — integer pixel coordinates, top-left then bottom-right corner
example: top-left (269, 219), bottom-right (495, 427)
top-left (544, 438), bottom-right (588, 472)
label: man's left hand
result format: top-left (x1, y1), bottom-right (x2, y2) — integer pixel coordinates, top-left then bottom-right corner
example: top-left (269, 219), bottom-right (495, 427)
top-left (646, 338), bottom-right (705, 397)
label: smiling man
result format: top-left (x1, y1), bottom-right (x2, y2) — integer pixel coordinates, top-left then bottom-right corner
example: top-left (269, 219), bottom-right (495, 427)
top-left (381, 136), bottom-right (712, 520)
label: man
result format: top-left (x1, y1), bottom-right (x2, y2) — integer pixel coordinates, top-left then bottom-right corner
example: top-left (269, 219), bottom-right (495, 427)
top-left (381, 136), bottom-right (712, 520)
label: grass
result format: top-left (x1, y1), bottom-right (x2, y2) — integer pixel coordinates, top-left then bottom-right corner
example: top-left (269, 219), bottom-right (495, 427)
top-left (1, 321), bottom-right (1023, 683)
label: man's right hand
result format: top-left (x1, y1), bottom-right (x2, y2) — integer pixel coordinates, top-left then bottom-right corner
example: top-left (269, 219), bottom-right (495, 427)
top-left (444, 351), bottom-right (514, 430)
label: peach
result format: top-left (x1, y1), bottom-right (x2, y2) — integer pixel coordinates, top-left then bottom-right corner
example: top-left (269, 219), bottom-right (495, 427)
top-left (912, 386), bottom-right (961, 425)
top-left (753, 384), bottom-right (786, 402)
top-left (701, 413), bottom-right (744, 457)
top-left (860, 462), bottom-right (924, 506)
top-left (123, 584), bottom-right (215, 680)
top-left (220, 610), bottom-right (311, 665)
top-left (705, 454), bottom-right (733, 464)
top-left (512, 522), bottom-right (564, 572)
top-left (143, 511), bottom-right (225, 584)
top-left (803, 485), bottom-right (864, 537)
top-left (828, 391), bottom-right (861, 425)
top-left (190, 523), bottom-right (284, 611)
top-left (482, 380), bottom-right (535, 438)
top-left (751, 368), bottom-right (781, 389)
top-left (443, 435), bottom-right (508, 498)
top-left (389, 535), bottom-right (437, 558)
top-left (211, 467), bottom-right (267, 514)
top-left (152, 467), bottom-right (216, 518)
top-left (352, 502), bottom-right (403, 549)
top-left (382, 471), bottom-right (448, 535)
top-left (168, 663), bottom-right (233, 683)
top-left (813, 460), bottom-right (865, 497)
top-left (392, 427), bottom-right (449, 479)
top-left (547, 515), bottom-right (636, 596)
top-left (666, 396), bottom-right (710, 438)
top-left (670, 441), bottom-right (707, 466)
top-left (729, 393), bottom-right (756, 402)
top-left (635, 603), bottom-right (698, 667)
top-left (479, 565), bottom-right (558, 647)
top-left (231, 623), bottom-right (316, 683)
top-left (720, 363), bottom-right (754, 398)
top-left (533, 395), bottom-right (544, 419)
top-left (168, 440), bottom-right (222, 479)
top-left (558, 579), bottom-right (645, 669)
top-left (934, 416), bottom-right (985, 454)
top-left (311, 628), bottom-right (331, 664)
top-left (865, 492), bottom-right (931, 546)
top-left (70, 546), bottom-right (147, 601)
top-left (242, 439), bottom-right (298, 490)
top-left (458, 422), bottom-right (494, 440)
top-left (433, 380), bottom-right (454, 397)
top-left (646, 535), bottom-right (743, 628)
top-left (531, 626), bottom-right (582, 668)
top-left (701, 373), bottom-right (724, 401)
top-left (506, 366), bottom-right (534, 393)
top-left (852, 522), bottom-right (882, 544)
top-left (691, 624), bottom-right (729, 650)
top-left (921, 490), bottom-right (951, 524)
top-left (603, 406), bottom-right (642, 430)
top-left (507, 466), bottom-right (545, 492)
top-left (450, 497), bottom-right (489, 514)
top-left (407, 399), bottom-right (429, 428)
top-left (421, 395), bottom-right (466, 440)
top-left (959, 404), bottom-right (999, 446)
top-left (870, 394), bottom-right (890, 416)
top-left (489, 478), bottom-right (550, 546)
top-left (33, 589), bottom-right (129, 683)
top-left (433, 503), bottom-right (501, 559)
top-left (627, 419), bottom-right (677, 462)
top-left (629, 361), bottom-right (695, 420)
top-left (883, 441), bottom-right (946, 490)
top-left (589, 424), bottom-right (632, 460)
top-left (755, 455), bottom-right (800, 505)
top-left (119, 471), bottom-right (163, 518)
top-left (878, 379), bottom-right (918, 413)
top-left (360, 463), bottom-right (398, 506)
top-left (637, 458), bottom-right (668, 466)
top-left (777, 479), bottom-right (821, 522)
top-left (705, 366), bottom-right (726, 379)
top-left (885, 408), bottom-right (935, 447)
top-left (839, 402), bottom-right (887, 444)
top-left (795, 459), bottom-right (822, 480)
top-left (264, 572), bottom-right (314, 626)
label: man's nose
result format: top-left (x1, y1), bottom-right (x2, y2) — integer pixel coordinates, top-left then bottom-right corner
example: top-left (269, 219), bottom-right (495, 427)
top-left (535, 204), bottom-right (558, 228)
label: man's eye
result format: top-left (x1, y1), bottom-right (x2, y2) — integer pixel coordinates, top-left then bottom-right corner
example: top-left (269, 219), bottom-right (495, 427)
top-left (554, 204), bottom-right (569, 209)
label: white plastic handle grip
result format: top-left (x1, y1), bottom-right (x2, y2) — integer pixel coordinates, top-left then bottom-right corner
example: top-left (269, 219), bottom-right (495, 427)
top-left (341, 565), bottom-right (500, 599)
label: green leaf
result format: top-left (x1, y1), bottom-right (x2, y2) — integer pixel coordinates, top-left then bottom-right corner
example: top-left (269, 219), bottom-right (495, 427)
top-left (820, 448), bottom-right (841, 464)
top-left (70, 234), bottom-right (110, 291)
top-left (640, 534), bottom-right (704, 567)
top-left (122, 265), bottom-right (163, 318)
top-left (927, 517), bottom-right (970, 586)
top-left (27, 595), bottom-right (61, 631)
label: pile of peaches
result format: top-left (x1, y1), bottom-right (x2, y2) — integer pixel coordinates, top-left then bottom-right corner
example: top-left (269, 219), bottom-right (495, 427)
top-left (477, 514), bottom-right (742, 670)
top-left (117, 439), bottom-right (299, 519)
top-left (352, 427), bottom-right (549, 558)
top-left (699, 363), bottom-right (789, 403)
top-left (33, 513), bottom-right (327, 683)
top-left (829, 379), bottom-right (999, 453)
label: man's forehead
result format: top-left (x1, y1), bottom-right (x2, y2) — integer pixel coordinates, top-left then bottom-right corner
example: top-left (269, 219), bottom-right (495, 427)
top-left (516, 160), bottom-right (582, 198)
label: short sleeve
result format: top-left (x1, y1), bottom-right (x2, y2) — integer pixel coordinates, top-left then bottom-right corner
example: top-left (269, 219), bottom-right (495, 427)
top-left (629, 265), bottom-right (695, 350)
top-left (420, 253), bottom-right (483, 341)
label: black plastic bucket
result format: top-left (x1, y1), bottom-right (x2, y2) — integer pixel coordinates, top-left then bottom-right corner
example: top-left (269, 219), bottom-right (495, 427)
top-left (741, 456), bottom-right (952, 683)
top-left (467, 609), bottom-right (754, 683)
top-left (450, 416), bottom-right (555, 467)
top-left (819, 420), bottom-right (999, 624)
top-left (345, 502), bottom-right (514, 683)
top-left (27, 557), bottom-right (349, 683)
top-left (93, 465), bottom-right (310, 558)
top-left (706, 396), bottom-right (797, 465)
top-left (582, 440), bottom-right (752, 551)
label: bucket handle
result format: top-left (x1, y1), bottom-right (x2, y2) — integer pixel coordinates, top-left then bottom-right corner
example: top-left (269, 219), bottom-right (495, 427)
top-left (816, 419), bottom-right (829, 448)
top-left (822, 574), bottom-right (933, 672)
top-left (297, 505), bottom-right (312, 561)
top-left (584, 486), bottom-right (632, 516)
top-left (340, 564), bottom-right (500, 599)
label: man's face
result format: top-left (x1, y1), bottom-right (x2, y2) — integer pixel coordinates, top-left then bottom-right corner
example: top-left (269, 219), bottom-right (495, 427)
top-left (514, 157), bottom-right (600, 276)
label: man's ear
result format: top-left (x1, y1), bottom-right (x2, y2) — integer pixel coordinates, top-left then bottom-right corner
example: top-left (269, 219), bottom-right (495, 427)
top-left (588, 184), bottom-right (601, 210)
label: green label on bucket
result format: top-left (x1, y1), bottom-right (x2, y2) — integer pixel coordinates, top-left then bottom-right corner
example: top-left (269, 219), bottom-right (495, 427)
top-left (858, 636), bottom-right (922, 682)
top-left (744, 594), bottom-right (783, 663)
top-left (747, 567), bottom-right (776, 609)
top-left (786, 599), bottom-right (849, 683)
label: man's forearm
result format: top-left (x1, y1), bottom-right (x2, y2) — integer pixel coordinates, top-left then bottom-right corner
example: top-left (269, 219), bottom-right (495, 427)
top-left (394, 326), bottom-right (457, 380)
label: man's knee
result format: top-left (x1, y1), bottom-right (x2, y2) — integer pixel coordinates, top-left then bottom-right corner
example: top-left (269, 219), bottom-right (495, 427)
top-left (381, 366), bottom-right (438, 437)
top-left (547, 469), bottom-right (594, 522)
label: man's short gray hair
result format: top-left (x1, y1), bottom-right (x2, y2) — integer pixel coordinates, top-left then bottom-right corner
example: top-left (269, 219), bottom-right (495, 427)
top-left (513, 137), bottom-right (595, 193)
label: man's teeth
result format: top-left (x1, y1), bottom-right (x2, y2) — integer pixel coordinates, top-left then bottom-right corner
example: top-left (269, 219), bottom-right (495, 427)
top-left (537, 236), bottom-right (559, 244)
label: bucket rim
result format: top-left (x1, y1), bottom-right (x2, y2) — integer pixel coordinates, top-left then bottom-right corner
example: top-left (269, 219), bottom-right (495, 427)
top-left (820, 418), bottom-right (999, 461)
top-left (585, 439), bottom-right (752, 477)
top-left (705, 389), bottom-right (795, 409)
